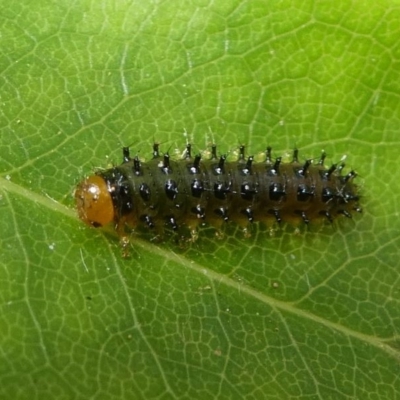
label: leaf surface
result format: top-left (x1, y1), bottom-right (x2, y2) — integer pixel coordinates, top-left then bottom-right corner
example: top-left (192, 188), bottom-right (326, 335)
top-left (1, 1), bottom-right (400, 399)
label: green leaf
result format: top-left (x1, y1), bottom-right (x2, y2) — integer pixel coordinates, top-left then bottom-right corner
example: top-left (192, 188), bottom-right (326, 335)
top-left (1, 1), bottom-right (400, 399)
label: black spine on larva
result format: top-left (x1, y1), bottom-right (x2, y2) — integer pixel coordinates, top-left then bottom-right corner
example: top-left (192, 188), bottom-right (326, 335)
top-left (98, 167), bottom-right (134, 220)
top-left (100, 144), bottom-right (361, 232)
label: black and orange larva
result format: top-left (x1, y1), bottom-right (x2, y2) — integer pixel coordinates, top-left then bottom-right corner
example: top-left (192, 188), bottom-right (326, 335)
top-left (75, 144), bottom-right (361, 240)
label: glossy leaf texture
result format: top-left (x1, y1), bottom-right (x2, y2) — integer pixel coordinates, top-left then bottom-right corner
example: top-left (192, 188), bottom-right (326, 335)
top-left (1, 1), bottom-right (400, 399)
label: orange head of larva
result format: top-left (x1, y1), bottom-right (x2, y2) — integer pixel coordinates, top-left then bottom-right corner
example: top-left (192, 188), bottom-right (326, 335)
top-left (75, 175), bottom-right (115, 228)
